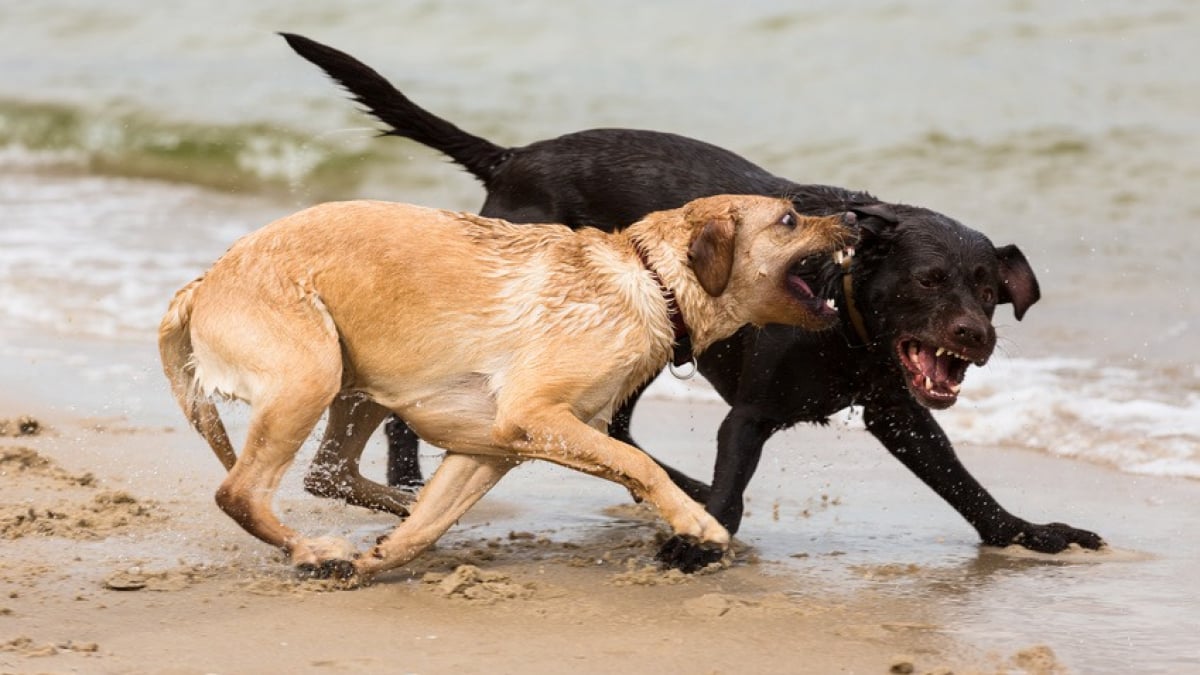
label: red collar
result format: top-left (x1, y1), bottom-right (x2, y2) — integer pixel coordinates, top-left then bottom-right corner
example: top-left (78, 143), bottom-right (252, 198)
top-left (633, 244), bottom-right (693, 367)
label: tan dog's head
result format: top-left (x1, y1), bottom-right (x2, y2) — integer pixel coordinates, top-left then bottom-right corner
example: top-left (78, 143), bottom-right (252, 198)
top-left (685, 195), bottom-right (858, 330)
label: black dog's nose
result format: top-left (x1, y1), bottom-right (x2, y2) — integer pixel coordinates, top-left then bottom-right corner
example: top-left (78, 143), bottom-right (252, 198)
top-left (953, 320), bottom-right (991, 349)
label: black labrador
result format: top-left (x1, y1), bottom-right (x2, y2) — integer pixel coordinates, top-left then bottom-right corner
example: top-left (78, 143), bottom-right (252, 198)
top-left (282, 33), bottom-right (1104, 570)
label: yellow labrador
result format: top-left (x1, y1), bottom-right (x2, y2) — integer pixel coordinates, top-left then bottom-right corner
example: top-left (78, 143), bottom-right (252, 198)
top-left (159, 195), bottom-right (856, 582)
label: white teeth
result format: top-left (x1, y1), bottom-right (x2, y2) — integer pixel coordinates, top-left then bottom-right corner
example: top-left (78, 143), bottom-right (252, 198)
top-left (933, 346), bottom-right (970, 362)
top-left (847, 247), bottom-right (855, 258)
top-left (824, 298), bottom-right (837, 310)
top-left (924, 376), bottom-right (933, 391)
top-left (908, 344), bottom-right (919, 362)
top-left (949, 383), bottom-right (961, 394)
top-left (833, 251), bottom-right (845, 265)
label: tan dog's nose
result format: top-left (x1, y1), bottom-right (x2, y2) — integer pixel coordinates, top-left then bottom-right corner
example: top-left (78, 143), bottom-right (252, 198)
top-left (838, 212), bottom-right (860, 243)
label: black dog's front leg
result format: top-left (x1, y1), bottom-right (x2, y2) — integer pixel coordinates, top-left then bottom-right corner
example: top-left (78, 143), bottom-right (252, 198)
top-left (611, 378), bottom-right (713, 503)
top-left (863, 399), bottom-right (1104, 552)
top-left (656, 328), bottom-right (797, 571)
top-left (656, 404), bottom-right (777, 571)
top-left (706, 406), bottom-right (778, 534)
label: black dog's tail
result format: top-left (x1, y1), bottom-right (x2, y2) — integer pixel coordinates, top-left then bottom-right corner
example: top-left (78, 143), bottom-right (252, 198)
top-left (280, 32), bottom-right (510, 184)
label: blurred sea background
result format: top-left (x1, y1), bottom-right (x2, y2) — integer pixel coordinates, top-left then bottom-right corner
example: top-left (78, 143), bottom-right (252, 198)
top-left (2, 0), bottom-right (1197, 478)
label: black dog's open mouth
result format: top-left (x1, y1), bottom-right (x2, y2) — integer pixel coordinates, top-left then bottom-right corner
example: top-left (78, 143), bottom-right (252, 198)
top-left (896, 338), bottom-right (982, 408)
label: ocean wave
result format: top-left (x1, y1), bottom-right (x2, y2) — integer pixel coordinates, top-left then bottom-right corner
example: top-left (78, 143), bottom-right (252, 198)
top-left (939, 357), bottom-right (1200, 479)
top-left (0, 99), bottom-right (403, 199)
top-left (643, 356), bottom-right (1200, 481)
top-left (5, 96), bottom-right (1194, 220)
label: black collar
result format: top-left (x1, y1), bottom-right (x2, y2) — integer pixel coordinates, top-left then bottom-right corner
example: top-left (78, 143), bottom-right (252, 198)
top-left (840, 264), bottom-right (871, 346)
top-left (633, 244), bottom-right (693, 367)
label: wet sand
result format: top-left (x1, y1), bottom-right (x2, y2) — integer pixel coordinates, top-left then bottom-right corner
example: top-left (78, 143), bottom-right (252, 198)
top-left (2, 338), bottom-right (1198, 674)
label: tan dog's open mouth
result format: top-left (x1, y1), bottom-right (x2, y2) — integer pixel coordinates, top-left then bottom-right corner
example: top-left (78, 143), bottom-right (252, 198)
top-left (786, 244), bottom-right (854, 326)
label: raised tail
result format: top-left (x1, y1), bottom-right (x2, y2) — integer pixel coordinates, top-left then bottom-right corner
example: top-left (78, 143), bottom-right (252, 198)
top-left (280, 32), bottom-right (510, 184)
top-left (158, 278), bottom-right (238, 470)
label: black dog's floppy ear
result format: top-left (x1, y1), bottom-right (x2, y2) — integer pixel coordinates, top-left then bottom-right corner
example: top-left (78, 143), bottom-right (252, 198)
top-left (848, 203), bottom-right (900, 236)
top-left (686, 203), bottom-right (736, 297)
top-left (996, 244), bottom-right (1040, 320)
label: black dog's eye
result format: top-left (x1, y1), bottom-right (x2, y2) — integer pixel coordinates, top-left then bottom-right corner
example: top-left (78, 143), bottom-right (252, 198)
top-left (980, 287), bottom-right (996, 304)
top-left (780, 212), bottom-right (796, 229)
top-left (917, 270), bottom-right (947, 288)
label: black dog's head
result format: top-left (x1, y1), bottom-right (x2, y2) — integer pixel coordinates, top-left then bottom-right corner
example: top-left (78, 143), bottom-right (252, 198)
top-left (846, 203), bottom-right (1039, 410)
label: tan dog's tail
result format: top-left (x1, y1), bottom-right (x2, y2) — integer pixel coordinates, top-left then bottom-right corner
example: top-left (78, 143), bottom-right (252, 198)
top-left (158, 278), bottom-right (238, 470)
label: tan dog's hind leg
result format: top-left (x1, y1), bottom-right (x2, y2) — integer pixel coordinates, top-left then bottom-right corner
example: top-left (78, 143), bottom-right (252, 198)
top-left (353, 453), bottom-right (515, 580)
top-left (304, 394), bottom-right (415, 517)
top-left (500, 406), bottom-right (730, 552)
top-left (215, 381), bottom-right (352, 574)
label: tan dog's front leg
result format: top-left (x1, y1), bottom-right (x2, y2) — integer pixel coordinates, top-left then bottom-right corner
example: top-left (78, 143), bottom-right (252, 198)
top-left (497, 406), bottom-right (730, 568)
top-left (352, 452), bottom-right (516, 580)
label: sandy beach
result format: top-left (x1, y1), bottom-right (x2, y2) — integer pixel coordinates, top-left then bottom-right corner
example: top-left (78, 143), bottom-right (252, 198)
top-left (2, 336), bottom-right (1197, 674)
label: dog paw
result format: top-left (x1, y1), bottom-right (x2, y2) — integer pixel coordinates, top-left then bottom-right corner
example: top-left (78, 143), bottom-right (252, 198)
top-left (998, 521), bottom-right (1105, 553)
top-left (286, 533), bottom-right (352, 564)
top-left (296, 558), bottom-right (358, 582)
top-left (655, 535), bottom-right (726, 573)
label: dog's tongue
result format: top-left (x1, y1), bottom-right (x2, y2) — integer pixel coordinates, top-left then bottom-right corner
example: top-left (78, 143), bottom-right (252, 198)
top-left (787, 274), bottom-right (838, 319)
top-left (910, 343), bottom-right (964, 396)
top-left (919, 348), bottom-right (953, 384)
top-left (787, 274), bottom-right (814, 298)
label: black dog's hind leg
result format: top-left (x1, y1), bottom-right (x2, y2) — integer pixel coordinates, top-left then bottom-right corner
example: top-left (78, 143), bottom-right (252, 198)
top-left (385, 416), bottom-right (424, 488)
top-left (611, 379), bottom-right (713, 504)
top-left (862, 398), bottom-right (1105, 553)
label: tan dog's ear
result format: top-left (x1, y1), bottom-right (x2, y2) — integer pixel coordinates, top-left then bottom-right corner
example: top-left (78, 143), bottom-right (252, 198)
top-left (687, 204), bottom-right (736, 296)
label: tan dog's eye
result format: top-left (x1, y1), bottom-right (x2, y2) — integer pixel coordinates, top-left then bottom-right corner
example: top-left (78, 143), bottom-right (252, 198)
top-left (780, 212), bottom-right (796, 229)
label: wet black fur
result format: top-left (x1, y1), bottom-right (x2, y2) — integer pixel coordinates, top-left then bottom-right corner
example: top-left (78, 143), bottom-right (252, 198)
top-left (282, 33), bottom-right (1103, 569)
